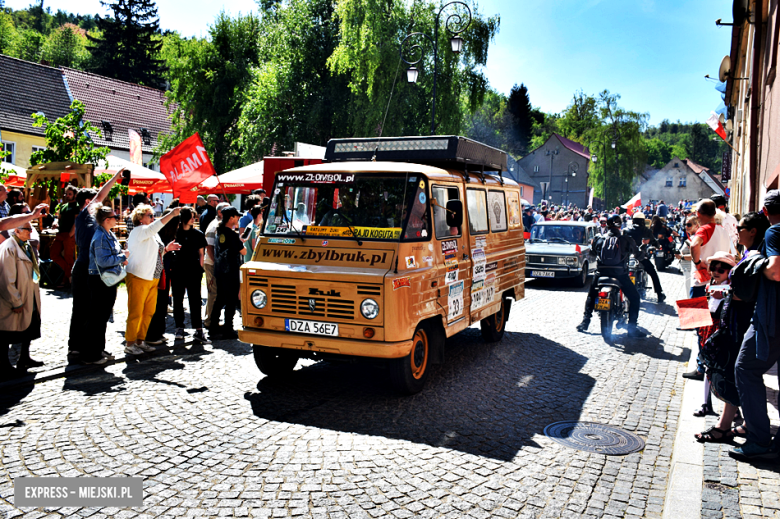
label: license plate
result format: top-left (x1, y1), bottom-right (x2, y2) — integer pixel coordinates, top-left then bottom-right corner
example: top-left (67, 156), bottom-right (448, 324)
top-left (531, 270), bottom-right (555, 278)
top-left (285, 319), bottom-right (339, 336)
top-left (595, 298), bottom-right (611, 310)
top-left (656, 251), bottom-right (664, 257)
top-left (630, 276), bottom-right (636, 284)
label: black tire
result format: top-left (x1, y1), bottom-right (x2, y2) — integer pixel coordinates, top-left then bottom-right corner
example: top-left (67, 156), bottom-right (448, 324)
top-left (600, 310), bottom-right (613, 340)
top-left (573, 263), bottom-right (588, 288)
top-left (481, 297), bottom-right (511, 342)
top-left (391, 322), bottom-right (437, 394)
top-left (253, 346), bottom-right (298, 378)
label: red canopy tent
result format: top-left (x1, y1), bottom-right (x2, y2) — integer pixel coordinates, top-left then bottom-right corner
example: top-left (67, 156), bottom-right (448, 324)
top-left (93, 155), bottom-right (171, 194)
top-left (197, 161), bottom-right (264, 194)
top-left (2, 162), bottom-right (27, 188)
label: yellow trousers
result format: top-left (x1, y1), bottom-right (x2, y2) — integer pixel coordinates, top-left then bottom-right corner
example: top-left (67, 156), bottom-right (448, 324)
top-left (125, 273), bottom-right (159, 343)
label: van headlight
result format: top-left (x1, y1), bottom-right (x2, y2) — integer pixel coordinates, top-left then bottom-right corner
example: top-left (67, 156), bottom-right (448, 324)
top-left (251, 289), bottom-right (267, 309)
top-left (558, 257), bottom-right (577, 266)
top-left (361, 298), bottom-right (379, 319)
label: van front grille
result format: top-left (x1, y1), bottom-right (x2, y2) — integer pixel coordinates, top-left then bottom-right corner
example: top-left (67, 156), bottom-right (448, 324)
top-left (269, 283), bottom-right (357, 320)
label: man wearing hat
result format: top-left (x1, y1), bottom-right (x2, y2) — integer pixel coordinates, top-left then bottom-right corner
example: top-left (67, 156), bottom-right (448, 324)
top-left (732, 190), bottom-right (780, 460)
top-left (522, 206), bottom-right (535, 232)
top-left (711, 194), bottom-right (738, 247)
top-left (625, 212), bottom-right (666, 302)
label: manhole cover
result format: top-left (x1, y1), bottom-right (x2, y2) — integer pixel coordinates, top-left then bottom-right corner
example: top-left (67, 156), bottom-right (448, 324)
top-left (543, 421), bottom-right (645, 455)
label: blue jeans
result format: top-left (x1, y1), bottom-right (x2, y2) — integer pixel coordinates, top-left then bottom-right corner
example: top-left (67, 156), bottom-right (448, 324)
top-left (690, 284), bottom-right (707, 373)
top-left (735, 324), bottom-right (780, 446)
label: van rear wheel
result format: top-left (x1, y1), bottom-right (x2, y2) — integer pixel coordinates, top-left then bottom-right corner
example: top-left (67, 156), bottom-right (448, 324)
top-left (481, 297), bottom-right (511, 342)
top-left (253, 345), bottom-right (298, 378)
top-left (391, 323), bottom-right (435, 394)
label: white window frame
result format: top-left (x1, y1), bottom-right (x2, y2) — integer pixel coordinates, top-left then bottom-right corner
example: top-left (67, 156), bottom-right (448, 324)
top-left (679, 177), bottom-right (687, 187)
top-left (31, 145), bottom-right (46, 153)
top-left (665, 176), bottom-right (673, 187)
top-left (1, 141), bottom-right (16, 164)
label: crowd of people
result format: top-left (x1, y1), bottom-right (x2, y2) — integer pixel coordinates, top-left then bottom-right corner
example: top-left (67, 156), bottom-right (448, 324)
top-left (524, 193), bottom-right (780, 461)
top-left (3, 176), bottom-right (780, 461)
top-left (0, 171), bottom-right (267, 380)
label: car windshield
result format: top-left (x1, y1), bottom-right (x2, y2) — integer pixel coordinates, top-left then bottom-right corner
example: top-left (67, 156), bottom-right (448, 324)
top-left (263, 172), bottom-right (430, 241)
top-left (530, 225), bottom-right (588, 244)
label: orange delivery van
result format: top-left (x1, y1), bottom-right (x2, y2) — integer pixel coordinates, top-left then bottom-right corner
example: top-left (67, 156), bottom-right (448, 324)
top-left (239, 136), bottom-right (526, 393)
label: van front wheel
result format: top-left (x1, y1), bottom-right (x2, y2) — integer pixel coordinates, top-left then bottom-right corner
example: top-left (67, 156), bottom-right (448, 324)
top-left (391, 323), bottom-right (434, 394)
top-left (481, 297), bottom-right (511, 342)
top-left (253, 346), bottom-right (298, 378)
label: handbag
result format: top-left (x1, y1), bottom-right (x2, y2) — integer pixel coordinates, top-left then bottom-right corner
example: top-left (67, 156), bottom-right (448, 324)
top-left (731, 253), bottom-right (768, 303)
top-left (96, 259), bottom-right (127, 287)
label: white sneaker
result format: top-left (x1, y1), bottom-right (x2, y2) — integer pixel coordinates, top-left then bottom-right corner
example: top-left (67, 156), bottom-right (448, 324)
top-left (144, 338), bottom-right (165, 345)
top-left (85, 357), bottom-right (108, 365)
top-left (124, 344), bottom-right (144, 355)
top-left (102, 351), bottom-right (115, 360)
top-left (137, 342), bottom-right (157, 352)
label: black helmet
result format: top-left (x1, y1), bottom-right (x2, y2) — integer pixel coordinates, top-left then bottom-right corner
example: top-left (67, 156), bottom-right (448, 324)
top-left (607, 214), bottom-right (622, 227)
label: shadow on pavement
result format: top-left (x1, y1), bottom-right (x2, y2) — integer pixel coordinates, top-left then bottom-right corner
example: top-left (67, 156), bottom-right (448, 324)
top-left (244, 329), bottom-right (595, 462)
top-left (0, 383), bottom-right (33, 418)
top-left (62, 370), bottom-right (126, 395)
top-left (123, 355), bottom-right (187, 388)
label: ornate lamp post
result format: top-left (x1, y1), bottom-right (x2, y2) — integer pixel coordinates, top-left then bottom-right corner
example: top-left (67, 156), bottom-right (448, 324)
top-left (400, 1), bottom-right (471, 135)
top-left (565, 161), bottom-right (578, 206)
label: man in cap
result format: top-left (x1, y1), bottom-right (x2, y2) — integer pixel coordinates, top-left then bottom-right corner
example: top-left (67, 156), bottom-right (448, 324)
top-left (577, 214), bottom-right (647, 337)
top-left (522, 205), bottom-right (535, 232)
top-left (624, 212), bottom-right (666, 302)
top-left (711, 194), bottom-right (739, 247)
top-left (731, 190), bottom-right (780, 460)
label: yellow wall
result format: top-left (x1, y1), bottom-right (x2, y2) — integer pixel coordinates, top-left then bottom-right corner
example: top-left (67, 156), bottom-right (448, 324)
top-left (1, 130), bottom-right (46, 169)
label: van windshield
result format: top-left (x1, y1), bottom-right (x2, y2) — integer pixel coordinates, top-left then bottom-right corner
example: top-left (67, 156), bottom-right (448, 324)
top-left (264, 173), bottom-right (430, 241)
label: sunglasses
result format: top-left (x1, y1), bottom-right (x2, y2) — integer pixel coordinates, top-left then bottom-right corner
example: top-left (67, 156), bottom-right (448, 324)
top-left (685, 222), bottom-right (695, 227)
top-left (708, 261), bottom-right (732, 274)
top-left (737, 226), bottom-right (750, 231)
top-left (17, 227), bottom-right (32, 232)
top-left (107, 215), bottom-right (118, 219)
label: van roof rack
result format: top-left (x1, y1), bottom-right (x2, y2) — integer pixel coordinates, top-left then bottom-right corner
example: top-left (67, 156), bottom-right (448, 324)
top-left (324, 135), bottom-right (507, 173)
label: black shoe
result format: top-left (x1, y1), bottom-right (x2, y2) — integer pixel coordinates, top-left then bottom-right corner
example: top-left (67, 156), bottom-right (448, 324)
top-left (682, 369), bottom-right (705, 380)
top-left (220, 328), bottom-right (238, 340)
top-left (207, 328), bottom-right (223, 340)
top-left (17, 358), bottom-right (44, 370)
top-left (626, 326), bottom-right (647, 338)
top-left (576, 320), bottom-right (590, 332)
top-left (0, 366), bottom-right (25, 381)
top-left (657, 293), bottom-right (666, 303)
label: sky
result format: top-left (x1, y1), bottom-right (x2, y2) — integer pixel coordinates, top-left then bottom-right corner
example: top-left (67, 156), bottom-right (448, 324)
top-left (5, 0), bottom-right (734, 126)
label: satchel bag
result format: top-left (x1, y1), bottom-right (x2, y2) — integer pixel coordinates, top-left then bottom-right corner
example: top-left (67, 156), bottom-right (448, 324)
top-left (96, 260), bottom-right (127, 287)
top-left (731, 253), bottom-right (768, 303)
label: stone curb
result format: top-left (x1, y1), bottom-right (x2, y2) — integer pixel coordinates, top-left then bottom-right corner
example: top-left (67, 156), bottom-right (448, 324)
top-left (664, 331), bottom-right (704, 519)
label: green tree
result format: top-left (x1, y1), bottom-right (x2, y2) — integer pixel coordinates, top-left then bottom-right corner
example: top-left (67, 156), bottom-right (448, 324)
top-left (462, 88), bottom-right (512, 152)
top-left (505, 83), bottom-right (534, 156)
top-left (328, 0), bottom-right (499, 137)
top-left (645, 138), bottom-right (672, 168)
top-left (29, 99), bottom-right (110, 166)
top-left (580, 90), bottom-right (648, 208)
top-left (529, 110), bottom-right (560, 150)
top-left (87, 0), bottom-right (166, 87)
top-left (557, 91), bottom-right (600, 141)
top-left (0, 10), bottom-right (17, 54)
top-left (156, 13), bottom-right (261, 173)
top-left (12, 28), bottom-right (44, 62)
top-left (237, 0), bottom-right (352, 161)
top-left (42, 23), bottom-right (90, 68)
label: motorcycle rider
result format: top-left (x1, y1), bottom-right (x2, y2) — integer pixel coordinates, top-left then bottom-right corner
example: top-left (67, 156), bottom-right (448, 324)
top-left (624, 212), bottom-right (667, 303)
top-left (576, 214), bottom-right (648, 337)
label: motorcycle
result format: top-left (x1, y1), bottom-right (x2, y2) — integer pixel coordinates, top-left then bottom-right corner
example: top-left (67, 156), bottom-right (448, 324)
top-left (629, 254), bottom-right (648, 300)
top-left (594, 255), bottom-right (643, 340)
top-left (653, 235), bottom-right (677, 271)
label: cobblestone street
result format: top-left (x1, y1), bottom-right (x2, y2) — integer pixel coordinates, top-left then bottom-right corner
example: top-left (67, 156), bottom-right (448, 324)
top-left (0, 267), bottom-right (756, 518)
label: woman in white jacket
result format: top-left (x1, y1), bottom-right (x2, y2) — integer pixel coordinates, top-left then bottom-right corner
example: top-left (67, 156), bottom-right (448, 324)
top-left (0, 224), bottom-right (42, 380)
top-left (124, 204), bottom-right (180, 355)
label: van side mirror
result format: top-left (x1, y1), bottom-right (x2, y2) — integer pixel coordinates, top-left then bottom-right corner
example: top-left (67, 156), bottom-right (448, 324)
top-left (446, 199), bottom-right (463, 228)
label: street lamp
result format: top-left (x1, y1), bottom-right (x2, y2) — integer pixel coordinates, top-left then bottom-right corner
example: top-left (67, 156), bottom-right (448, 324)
top-left (400, 1), bottom-right (472, 135)
top-left (545, 147), bottom-right (559, 203)
top-left (565, 161), bottom-right (579, 206)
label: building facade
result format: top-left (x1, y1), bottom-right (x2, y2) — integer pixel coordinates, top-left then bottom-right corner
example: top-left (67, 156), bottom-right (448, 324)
top-left (720, 0), bottom-right (780, 213)
top-left (638, 157), bottom-right (725, 206)
top-left (506, 156), bottom-right (538, 203)
top-left (517, 134), bottom-right (591, 207)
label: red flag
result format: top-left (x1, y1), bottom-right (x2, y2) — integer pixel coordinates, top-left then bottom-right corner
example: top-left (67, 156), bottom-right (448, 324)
top-left (706, 112), bottom-right (727, 141)
top-left (160, 133), bottom-right (216, 204)
top-left (675, 297), bottom-right (712, 329)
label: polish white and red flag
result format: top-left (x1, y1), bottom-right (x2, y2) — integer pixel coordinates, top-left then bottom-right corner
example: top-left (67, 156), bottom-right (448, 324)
top-left (622, 192), bottom-right (642, 211)
top-left (706, 111), bottom-right (728, 141)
